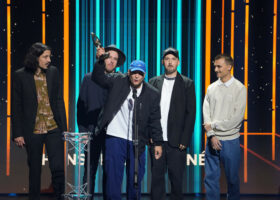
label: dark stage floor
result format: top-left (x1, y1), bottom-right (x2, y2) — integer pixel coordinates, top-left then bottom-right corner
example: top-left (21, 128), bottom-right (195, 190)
top-left (1, 194), bottom-right (280, 200)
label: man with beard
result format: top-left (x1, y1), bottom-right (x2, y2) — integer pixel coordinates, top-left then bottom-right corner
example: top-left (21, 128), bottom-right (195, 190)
top-left (203, 54), bottom-right (246, 200)
top-left (12, 42), bottom-right (67, 200)
top-left (77, 45), bottom-right (126, 199)
top-left (149, 47), bottom-right (196, 200)
top-left (92, 48), bottom-right (163, 199)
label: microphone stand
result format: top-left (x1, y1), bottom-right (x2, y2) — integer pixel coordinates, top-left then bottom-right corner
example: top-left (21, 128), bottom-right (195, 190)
top-left (132, 89), bottom-right (139, 199)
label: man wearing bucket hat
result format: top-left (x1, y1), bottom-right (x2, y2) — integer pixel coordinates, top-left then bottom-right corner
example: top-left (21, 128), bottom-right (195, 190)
top-left (91, 55), bottom-right (163, 199)
top-left (77, 44), bottom-right (126, 199)
top-left (149, 47), bottom-right (196, 200)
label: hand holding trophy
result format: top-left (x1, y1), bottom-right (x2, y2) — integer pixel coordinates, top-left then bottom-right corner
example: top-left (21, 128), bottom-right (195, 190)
top-left (91, 32), bottom-right (109, 59)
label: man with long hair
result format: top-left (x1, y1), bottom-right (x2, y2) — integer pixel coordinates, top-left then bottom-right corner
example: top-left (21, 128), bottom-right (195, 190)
top-left (12, 42), bottom-right (67, 200)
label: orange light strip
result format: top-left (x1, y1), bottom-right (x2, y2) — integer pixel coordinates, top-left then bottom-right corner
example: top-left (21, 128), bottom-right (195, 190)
top-left (204, 0), bottom-right (212, 148)
top-left (42, 0), bottom-right (46, 154)
top-left (205, 0), bottom-right (211, 92)
top-left (42, 0), bottom-right (46, 44)
top-left (230, 0), bottom-right (235, 75)
top-left (243, 0), bottom-right (250, 183)
top-left (64, 0), bottom-right (69, 128)
top-left (272, 0), bottom-right (277, 161)
top-left (6, 0), bottom-right (11, 176)
top-left (240, 144), bottom-right (280, 171)
top-left (240, 132), bottom-right (280, 137)
top-left (221, 0), bottom-right (225, 53)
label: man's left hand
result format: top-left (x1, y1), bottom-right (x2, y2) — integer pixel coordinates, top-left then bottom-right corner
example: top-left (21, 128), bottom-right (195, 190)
top-left (154, 145), bottom-right (162, 160)
top-left (203, 123), bottom-right (212, 132)
top-left (179, 144), bottom-right (186, 151)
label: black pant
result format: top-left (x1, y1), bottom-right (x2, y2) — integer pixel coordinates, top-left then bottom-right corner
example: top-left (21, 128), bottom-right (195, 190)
top-left (83, 133), bottom-right (105, 200)
top-left (150, 142), bottom-right (186, 200)
top-left (25, 128), bottom-right (64, 200)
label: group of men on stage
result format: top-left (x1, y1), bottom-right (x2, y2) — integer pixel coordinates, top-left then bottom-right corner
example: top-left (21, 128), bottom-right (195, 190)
top-left (12, 41), bottom-right (246, 200)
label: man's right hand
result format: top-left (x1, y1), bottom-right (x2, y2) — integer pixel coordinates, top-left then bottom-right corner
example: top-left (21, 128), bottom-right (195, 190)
top-left (210, 136), bottom-right (222, 150)
top-left (14, 136), bottom-right (25, 148)
top-left (96, 47), bottom-right (105, 58)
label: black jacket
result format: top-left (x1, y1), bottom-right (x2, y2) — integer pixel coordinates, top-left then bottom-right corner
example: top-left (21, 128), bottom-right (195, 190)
top-left (11, 66), bottom-right (67, 142)
top-left (149, 73), bottom-right (196, 147)
top-left (92, 60), bottom-right (163, 154)
top-left (77, 72), bottom-right (108, 133)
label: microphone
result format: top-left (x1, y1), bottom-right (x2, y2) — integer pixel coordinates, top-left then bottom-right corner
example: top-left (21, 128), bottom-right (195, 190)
top-left (132, 88), bottom-right (137, 99)
top-left (128, 99), bottom-right (133, 111)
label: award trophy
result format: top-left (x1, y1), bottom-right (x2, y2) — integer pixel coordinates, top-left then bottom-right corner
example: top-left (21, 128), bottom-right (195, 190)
top-left (91, 32), bottom-right (109, 59)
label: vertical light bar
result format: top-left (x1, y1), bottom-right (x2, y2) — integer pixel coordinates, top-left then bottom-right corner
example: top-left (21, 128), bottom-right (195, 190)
top-left (75, 0), bottom-right (80, 133)
top-left (89, 1), bottom-right (93, 71)
top-left (176, 0), bottom-right (182, 73)
top-left (272, 0), bottom-right (277, 160)
top-left (144, 0), bottom-right (149, 79)
top-left (244, 0), bottom-right (249, 183)
top-left (42, 0), bottom-right (47, 156)
top-left (205, 0), bottom-right (211, 93)
top-left (221, 0), bottom-right (225, 53)
top-left (194, 0), bottom-right (202, 193)
top-left (96, 0), bottom-right (100, 36)
top-left (6, 0), bottom-right (11, 176)
top-left (187, 0), bottom-right (191, 77)
top-left (230, 0), bottom-right (235, 74)
top-left (124, 0), bottom-right (128, 72)
top-left (94, 1), bottom-right (100, 192)
top-left (205, 0), bottom-right (211, 147)
top-left (64, 0), bottom-right (69, 128)
top-left (136, 0), bottom-right (140, 59)
top-left (156, 0), bottom-right (161, 75)
top-left (116, 0), bottom-right (120, 48)
top-left (42, 0), bottom-right (46, 44)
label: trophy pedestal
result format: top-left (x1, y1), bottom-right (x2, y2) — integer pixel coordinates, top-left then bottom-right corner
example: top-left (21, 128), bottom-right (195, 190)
top-left (63, 132), bottom-right (92, 200)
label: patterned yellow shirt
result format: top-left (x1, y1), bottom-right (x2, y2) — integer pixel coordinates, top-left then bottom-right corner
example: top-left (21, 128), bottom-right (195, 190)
top-left (33, 70), bottom-right (58, 134)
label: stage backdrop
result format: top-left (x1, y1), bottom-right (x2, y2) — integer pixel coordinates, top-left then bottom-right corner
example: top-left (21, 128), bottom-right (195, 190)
top-left (0, 0), bottom-right (279, 195)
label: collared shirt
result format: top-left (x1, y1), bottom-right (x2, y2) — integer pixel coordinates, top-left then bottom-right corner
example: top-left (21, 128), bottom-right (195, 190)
top-left (106, 84), bottom-right (143, 141)
top-left (160, 76), bottom-right (175, 141)
top-left (217, 76), bottom-right (234, 87)
top-left (33, 70), bottom-right (57, 134)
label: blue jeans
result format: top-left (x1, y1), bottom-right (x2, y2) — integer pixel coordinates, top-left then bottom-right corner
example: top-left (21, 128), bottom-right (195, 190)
top-left (104, 136), bottom-right (146, 200)
top-left (204, 138), bottom-right (240, 200)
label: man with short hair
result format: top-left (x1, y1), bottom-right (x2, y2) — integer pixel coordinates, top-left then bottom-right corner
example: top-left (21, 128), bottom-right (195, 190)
top-left (77, 45), bottom-right (126, 199)
top-left (149, 47), bottom-right (196, 200)
top-left (92, 49), bottom-right (163, 199)
top-left (12, 42), bottom-right (67, 200)
top-left (203, 54), bottom-right (247, 200)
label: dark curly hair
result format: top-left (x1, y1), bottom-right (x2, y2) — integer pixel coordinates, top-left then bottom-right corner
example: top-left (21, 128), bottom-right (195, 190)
top-left (24, 42), bottom-right (51, 73)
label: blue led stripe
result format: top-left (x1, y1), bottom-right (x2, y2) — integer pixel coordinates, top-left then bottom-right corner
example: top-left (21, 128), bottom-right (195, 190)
top-left (194, 0), bottom-right (202, 193)
top-left (95, 0), bottom-right (101, 193)
top-left (96, 0), bottom-right (100, 36)
top-left (157, 0), bottom-right (161, 76)
top-left (74, 0), bottom-right (80, 188)
top-left (177, 0), bottom-right (182, 73)
top-left (161, 0), bottom-right (165, 76)
top-left (85, 0), bottom-right (88, 73)
top-left (81, 0), bottom-right (85, 78)
top-left (144, 0), bottom-right (149, 81)
top-left (124, 0), bottom-right (128, 72)
top-left (187, 0), bottom-right (191, 77)
top-left (89, 0), bottom-right (93, 71)
top-left (115, 0), bottom-right (120, 72)
top-left (116, 0), bottom-right (120, 48)
top-left (75, 0), bottom-right (80, 133)
top-left (111, 0), bottom-right (115, 44)
top-left (136, 0), bottom-right (140, 59)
